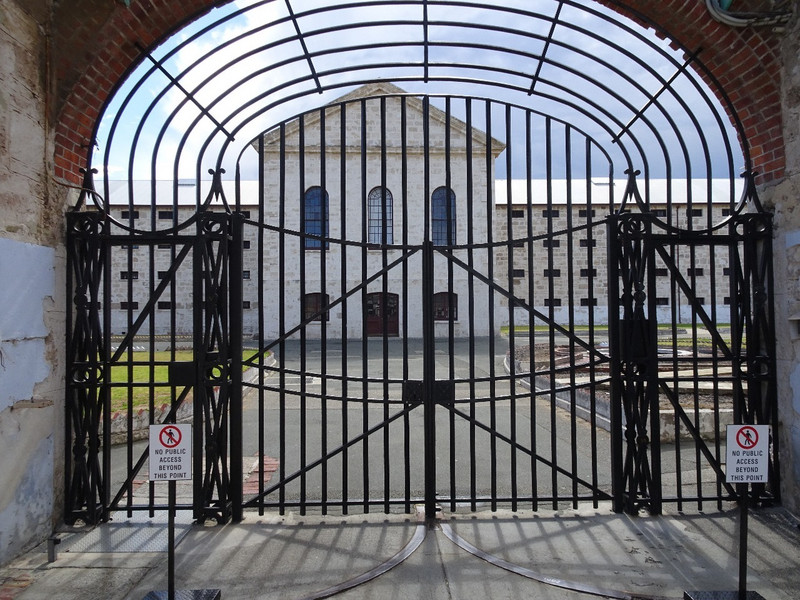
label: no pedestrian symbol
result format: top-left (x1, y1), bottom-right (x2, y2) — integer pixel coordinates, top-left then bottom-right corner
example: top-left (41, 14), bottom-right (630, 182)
top-left (736, 426), bottom-right (758, 450)
top-left (160, 425), bottom-right (182, 448)
top-left (149, 423), bottom-right (192, 481)
top-left (726, 424), bottom-right (769, 484)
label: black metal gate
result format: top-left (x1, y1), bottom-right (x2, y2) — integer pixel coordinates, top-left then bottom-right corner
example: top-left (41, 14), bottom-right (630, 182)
top-left (65, 91), bottom-right (778, 525)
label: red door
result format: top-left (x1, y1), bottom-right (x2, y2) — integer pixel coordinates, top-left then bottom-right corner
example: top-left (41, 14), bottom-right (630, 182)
top-left (365, 292), bottom-right (399, 336)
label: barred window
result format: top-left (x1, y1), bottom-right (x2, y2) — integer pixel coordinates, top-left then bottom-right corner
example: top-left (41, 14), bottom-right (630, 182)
top-left (303, 292), bottom-right (329, 322)
top-left (433, 292), bottom-right (458, 321)
top-left (368, 187), bottom-right (394, 245)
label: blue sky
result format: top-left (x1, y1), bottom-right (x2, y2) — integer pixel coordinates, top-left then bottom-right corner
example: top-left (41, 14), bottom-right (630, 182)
top-left (96, 0), bottom-right (743, 187)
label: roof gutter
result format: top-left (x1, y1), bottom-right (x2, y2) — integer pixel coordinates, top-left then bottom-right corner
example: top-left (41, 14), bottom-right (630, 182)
top-left (705, 0), bottom-right (793, 27)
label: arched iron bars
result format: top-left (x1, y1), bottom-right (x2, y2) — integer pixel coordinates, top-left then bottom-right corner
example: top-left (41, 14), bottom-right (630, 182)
top-left (89, 0), bottom-right (751, 223)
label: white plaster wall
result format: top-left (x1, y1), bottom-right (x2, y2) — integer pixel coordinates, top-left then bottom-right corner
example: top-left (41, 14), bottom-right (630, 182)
top-left (0, 0), bottom-right (66, 565)
top-left (0, 238), bottom-right (58, 563)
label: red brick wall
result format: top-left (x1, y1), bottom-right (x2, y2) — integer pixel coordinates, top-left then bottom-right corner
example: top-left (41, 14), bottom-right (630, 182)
top-left (52, 0), bottom-right (787, 185)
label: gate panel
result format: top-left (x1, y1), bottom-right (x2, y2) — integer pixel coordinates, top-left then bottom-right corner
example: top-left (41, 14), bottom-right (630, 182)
top-left (607, 172), bottom-right (779, 514)
top-left (241, 93), bottom-right (615, 516)
top-left (68, 90), bottom-right (777, 523)
top-left (64, 173), bottom-right (243, 524)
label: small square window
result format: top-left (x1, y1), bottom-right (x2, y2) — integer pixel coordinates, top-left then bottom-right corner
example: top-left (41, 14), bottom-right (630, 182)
top-left (121, 210), bottom-right (139, 220)
top-left (724, 296), bottom-right (731, 305)
top-left (120, 271), bottom-right (139, 280)
top-left (158, 243), bottom-right (171, 249)
top-left (578, 209), bottom-right (596, 218)
top-left (687, 268), bottom-right (704, 277)
top-left (511, 210), bottom-right (525, 218)
top-left (655, 268), bottom-right (668, 277)
top-left (158, 210), bottom-right (174, 220)
top-left (580, 298), bottom-right (598, 306)
top-left (655, 298), bottom-right (669, 306)
top-left (579, 239), bottom-right (596, 248)
top-left (243, 270), bottom-right (251, 280)
top-left (543, 239), bottom-right (560, 248)
top-left (243, 240), bottom-right (251, 250)
top-left (722, 208), bottom-right (731, 217)
top-left (652, 209), bottom-right (667, 217)
top-left (580, 268), bottom-right (597, 277)
top-left (157, 301), bottom-right (173, 309)
top-left (543, 269), bottom-right (561, 277)
top-left (243, 301), bottom-right (251, 309)
top-left (688, 208), bottom-right (703, 217)
top-left (240, 210), bottom-right (251, 219)
top-left (542, 209), bottom-right (560, 218)
top-left (544, 298), bottom-right (562, 307)
top-left (511, 269), bottom-right (525, 278)
top-left (158, 271), bottom-right (169, 279)
top-left (120, 301), bottom-right (139, 310)
top-left (723, 267), bottom-right (731, 276)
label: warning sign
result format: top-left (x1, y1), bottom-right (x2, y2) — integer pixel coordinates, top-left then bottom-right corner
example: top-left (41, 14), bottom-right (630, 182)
top-left (726, 424), bottom-right (769, 484)
top-left (149, 424), bottom-right (192, 481)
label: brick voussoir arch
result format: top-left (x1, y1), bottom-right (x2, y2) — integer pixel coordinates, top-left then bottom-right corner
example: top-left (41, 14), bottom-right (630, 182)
top-left (53, 0), bottom-right (787, 186)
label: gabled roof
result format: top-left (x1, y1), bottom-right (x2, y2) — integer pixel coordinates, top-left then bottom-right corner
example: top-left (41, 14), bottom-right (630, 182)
top-left (261, 82), bottom-right (506, 155)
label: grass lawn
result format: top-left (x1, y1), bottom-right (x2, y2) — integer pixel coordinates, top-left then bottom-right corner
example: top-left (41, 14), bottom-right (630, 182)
top-left (109, 349), bottom-right (262, 412)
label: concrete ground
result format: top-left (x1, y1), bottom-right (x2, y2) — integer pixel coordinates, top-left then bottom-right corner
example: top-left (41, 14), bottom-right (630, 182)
top-left (8, 337), bottom-right (796, 600)
top-left (1, 502), bottom-right (799, 600)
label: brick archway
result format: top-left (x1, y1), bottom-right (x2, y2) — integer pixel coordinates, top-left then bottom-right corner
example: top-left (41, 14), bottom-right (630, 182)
top-left (52, 0), bottom-right (785, 185)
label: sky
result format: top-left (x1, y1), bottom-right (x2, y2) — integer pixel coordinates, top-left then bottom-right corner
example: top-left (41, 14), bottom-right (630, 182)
top-left (95, 0), bottom-right (744, 190)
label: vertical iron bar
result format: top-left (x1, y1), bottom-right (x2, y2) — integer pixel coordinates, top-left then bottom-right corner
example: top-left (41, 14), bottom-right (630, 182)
top-left (466, 99), bottom-right (477, 512)
top-left (168, 479), bottom-right (176, 600)
top-left (257, 136), bottom-right (266, 515)
top-left (505, 105), bottom-right (518, 511)
top-left (360, 98), bottom-right (370, 513)
top-left (192, 229), bottom-right (204, 520)
top-left (278, 123), bottom-right (287, 514)
top-left (102, 207), bottom-right (112, 520)
top-left (299, 115), bottom-right (308, 516)
top-left (422, 240), bottom-right (437, 522)
top-left (565, 125), bottom-right (578, 508)
top-left (422, 95), bottom-right (436, 521)
top-left (738, 481), bottom-right (749, 597)
top-left (526, 112), bottom-right (538, 511)
top-left (381, 97), bottom-right (391, 513)
top-left (607, 213), bottom-right (624, 512)
top-left (124, 227), bottom-right (134, 517)
top-left (545, 118), bottom-right (558, 509)
top-left (585, 141), bottom-right (599, 507)
top-left (646, 216), bottom-right (662, 514)
top-left (230, 212), bottom-right (244, 522)
top-left (340, 101), bottom-right (349, 514)
top-left (485, 100), bottom-right (497, 512)
top-left (319, 107), bottom-right (329, 515)
top-left (401, 97), bottom-right (412, 513)
top-left (445, 97), bottom-right (457, 512)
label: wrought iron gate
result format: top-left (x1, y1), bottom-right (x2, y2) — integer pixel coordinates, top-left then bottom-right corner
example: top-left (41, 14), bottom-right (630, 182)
top-left (65, 92), bottom-right (778, 525)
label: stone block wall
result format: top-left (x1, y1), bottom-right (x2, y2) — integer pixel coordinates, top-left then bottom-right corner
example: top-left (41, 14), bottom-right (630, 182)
top-left (768, 8), bottom-right (800, 514)
top-left (0, 0), bottom-right (68, 565)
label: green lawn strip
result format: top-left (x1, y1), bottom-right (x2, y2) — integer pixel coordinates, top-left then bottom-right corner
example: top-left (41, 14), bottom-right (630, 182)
top-left (109, 350), bottom-right (260, 412)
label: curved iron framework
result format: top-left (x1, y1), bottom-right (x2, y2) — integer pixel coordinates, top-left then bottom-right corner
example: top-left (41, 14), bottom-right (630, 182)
top-left (65, 0), bottom-right (777, 526)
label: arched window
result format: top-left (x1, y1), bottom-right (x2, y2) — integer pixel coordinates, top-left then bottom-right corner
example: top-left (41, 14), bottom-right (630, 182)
top-left (303, 292), bottom-right (329, 322)
top-left (368, 187), bottom-right (393, 245)
top-left (304, 186), bottom-right (329, 249)
top-left (432, 187), bottom-right (456, 246)
top-left (433, 292), bottom-right (458, 321)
